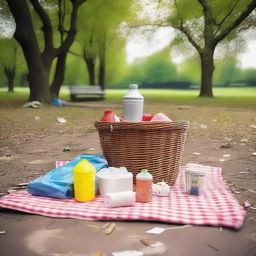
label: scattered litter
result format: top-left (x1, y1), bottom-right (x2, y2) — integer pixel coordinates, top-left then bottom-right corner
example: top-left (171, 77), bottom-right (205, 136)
top-left (141, 245), bottom-right (167, 255)
top-left (165, 224), bottom-right (192, 230)
top-left (176, 105), bottom-right (191, 110)
top-left (104, 222), bottom-right (116, 235)
top-left (51, 97), bottom-right (68, 107)
top-left (101, 222), bottom-right (110, 229)
top-left (23, 101), bottom-right (42, 108)
top-left (207, 243), bottom-right (219, 251)
top-left (140, 239), bottom-right (164, 248)
top-left (35, 116), bottom-right (40, 120)
top-left (18, 182), bottom-right (29, 186)
top-left (244, 200), bottom-right (252, 208)
top-left (248, 189), bottom-right (256, 194)
top-left (192, 152), bottom-right (201, 156)
top-left (219, 226), bottom-right (223, 232)
top-left (63, 147), bottom-right (71, 152)
top-left (199, 124), bottom-right (207, 129)
top-left (223, 154), bottom-right (231, 158)
top-left (89, 251), bottom-right (104, 256)
top-left (250, 125), bottom-right (256, 129)
top-left (239, 171), bottom-right (249, 174)
top-left (112, 251), bottom-right (143, 256)
top-left (219, 158), bottom-right (225, 162)
top-left (252, 152), bottom-right (256, 156)
top-left (56, 117), bottom-right (67, 124)
top-left (220, 143), bottom-right (231, 149)
top-left (0, 231), bottom-right (6, 235)
top-left (145, 227), bottom-right (166, 234)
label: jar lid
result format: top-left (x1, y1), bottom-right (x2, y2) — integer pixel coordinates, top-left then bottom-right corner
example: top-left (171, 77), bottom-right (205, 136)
top-left (185, 168), bottom-right (206, 176)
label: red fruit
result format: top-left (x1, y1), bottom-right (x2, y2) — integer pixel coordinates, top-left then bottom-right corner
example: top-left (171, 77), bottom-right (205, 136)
top-left (142, 113), bottom-right (153, 121)
top-left (100, 110), bottom-right (115, 122)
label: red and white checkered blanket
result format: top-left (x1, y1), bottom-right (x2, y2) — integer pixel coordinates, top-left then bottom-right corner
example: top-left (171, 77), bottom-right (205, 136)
top-left (0, 163), bottom-right (246, 229)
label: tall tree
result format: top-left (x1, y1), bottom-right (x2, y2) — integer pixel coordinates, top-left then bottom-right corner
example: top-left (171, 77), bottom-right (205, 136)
top-left (0, 38), bottom-right (19, 92)
top-left (75, 0), bottom-right (133, 90)
top-left (151, 0), bottom-right (256, 97)
top-left (5, 0), bottom-right (87, 103)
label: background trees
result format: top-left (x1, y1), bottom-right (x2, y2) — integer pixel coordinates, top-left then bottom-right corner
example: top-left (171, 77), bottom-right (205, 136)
top-left (158, 0), bottom-right (256, 97)
top-left (5, 0), bottom-right (87, 103)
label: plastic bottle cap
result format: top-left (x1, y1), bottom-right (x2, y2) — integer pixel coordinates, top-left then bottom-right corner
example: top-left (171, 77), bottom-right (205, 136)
top-left (129, 84), bottom-right (138, 89)
top-left (141, 169), bottom-right (148, 174)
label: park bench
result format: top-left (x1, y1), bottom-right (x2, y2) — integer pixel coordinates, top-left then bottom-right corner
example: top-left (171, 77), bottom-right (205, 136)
top-left (69, 85), bottom-right (105, 101)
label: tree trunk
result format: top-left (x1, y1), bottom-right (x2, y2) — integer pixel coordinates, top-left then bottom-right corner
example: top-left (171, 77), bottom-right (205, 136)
top-left (50, 52), bottom-right (68, 98)
top-left (6, 0), bottom-right (51, 103)
top-left (4, 67), bottom-right (15, 92)
top-left (199, 49), bottom-right (214, 97)
top-left (84, 57), bottom-right (95, 85)
top-left (98, 47), bottom-right (106, 91)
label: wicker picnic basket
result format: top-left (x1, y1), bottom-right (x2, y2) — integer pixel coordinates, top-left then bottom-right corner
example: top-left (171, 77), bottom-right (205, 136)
top-left (94, 121), bottom-right (189, 185)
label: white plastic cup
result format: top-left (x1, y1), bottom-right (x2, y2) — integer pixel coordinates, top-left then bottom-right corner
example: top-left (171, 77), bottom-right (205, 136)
top-left (185, 166), bottom-right (206, 195)
top-left (122, 84), bottom-right (144, 121)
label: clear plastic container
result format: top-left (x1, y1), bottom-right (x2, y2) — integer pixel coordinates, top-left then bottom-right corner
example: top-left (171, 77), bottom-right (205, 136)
top-left (136, 169), bottom-right (153, 203)
top-left (185, 166), bottom-right (206, 195)
top-left (73, 159), bottom-right (96, 202)
top-left (122, 84), bottom-right (144, 121)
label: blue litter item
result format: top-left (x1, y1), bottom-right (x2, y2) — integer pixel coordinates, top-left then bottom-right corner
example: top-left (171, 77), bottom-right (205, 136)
top-left (51, 97), bottom-right (68, 106)
top-left (28, 154), bottom-right (108, 199)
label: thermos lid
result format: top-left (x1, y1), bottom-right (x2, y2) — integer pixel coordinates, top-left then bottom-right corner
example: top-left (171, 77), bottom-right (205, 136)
top-left (123, 84), bottom-right (144, 100)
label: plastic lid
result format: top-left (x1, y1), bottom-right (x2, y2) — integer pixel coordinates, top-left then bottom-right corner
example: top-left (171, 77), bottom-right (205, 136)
top-left (185, 168), bottom-right (206, 176)
top-left (141, 169), bottom-right (148, 174)
top-left (123, 84), bottom-right (144, 100)
top-left (136, 169), bottom-right (152, 179)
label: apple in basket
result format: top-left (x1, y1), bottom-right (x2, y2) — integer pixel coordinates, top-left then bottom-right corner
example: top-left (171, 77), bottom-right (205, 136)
top-left (142, 113), bottom-right (153, 121)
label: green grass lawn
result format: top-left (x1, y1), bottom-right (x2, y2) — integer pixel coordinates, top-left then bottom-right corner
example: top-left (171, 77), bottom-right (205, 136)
top-left (0, 86), bottom-right (255, 109)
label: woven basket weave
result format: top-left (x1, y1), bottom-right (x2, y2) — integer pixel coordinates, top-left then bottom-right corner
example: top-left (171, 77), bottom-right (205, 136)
top-left (94, 121), bottom-right (189, 185)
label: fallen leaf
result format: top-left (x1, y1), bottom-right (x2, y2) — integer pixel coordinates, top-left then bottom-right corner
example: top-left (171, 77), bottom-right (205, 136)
top-left (220, 143), bottom-right (231, 149)
top-left (208, 244), bottom-right (219, 251)
top-left (101, 222), bottom-right (110, 229)
top-left (104, 222), bottom-right (115, 235)
top-left (140, 239), bottom-right (164, 248)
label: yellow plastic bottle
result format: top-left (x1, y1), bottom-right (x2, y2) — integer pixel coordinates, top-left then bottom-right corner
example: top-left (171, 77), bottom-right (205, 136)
top-left (73, 159), bottom-right (96, 202)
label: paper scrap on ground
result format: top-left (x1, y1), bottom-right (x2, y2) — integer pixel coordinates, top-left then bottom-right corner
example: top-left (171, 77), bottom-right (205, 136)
top-left (112, 251), bottom-right (144, 256)
top-left (145, 227), bottom-right (166, 234)
top-left (192, 152), bottom-right (201, 156)
top-left (252, 152), bottom-right (256, 156)
top-left (56, 117), bottom-right (67, 123)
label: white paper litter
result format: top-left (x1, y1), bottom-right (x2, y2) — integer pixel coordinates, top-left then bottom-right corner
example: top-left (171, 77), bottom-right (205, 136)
top-left (219, 158), bottom-right (225, 162)
top-left (34, 116), bottom-right (40, 120)
top-left (252, 152), bottom-right (256, 156)
top-left (223, 154), bottom-right (231, 158)
top-left (200, 124), bottom-right (207, 129)
top-left (192, 152), bottom-right (201, 156)
top-left (112, 251), bottom-right (144, 256)
top-left (145, 227), bottom-right (166, 234)
top-left (250, 125), bottom-right (256, 129)
top-left (56, 117), bottom-right (67, 123)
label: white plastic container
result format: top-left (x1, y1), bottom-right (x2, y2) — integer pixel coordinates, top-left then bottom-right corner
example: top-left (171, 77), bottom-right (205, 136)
top-left (96, 167), bottom-right (133, 196)
top-left (104, 191), bottom-right (136, 207)
top-left (122, 84), bottom-right (144, 121)
top-left (185, 166), bottom-right (206, 195)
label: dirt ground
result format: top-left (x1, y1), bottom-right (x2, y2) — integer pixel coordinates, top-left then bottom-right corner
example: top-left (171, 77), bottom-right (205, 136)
top-left (0, 101), bottom-right (256, 255)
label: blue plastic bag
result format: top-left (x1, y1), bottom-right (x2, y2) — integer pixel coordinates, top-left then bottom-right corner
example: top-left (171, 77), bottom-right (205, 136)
top-left (28, 154), bottom-right (108, 199)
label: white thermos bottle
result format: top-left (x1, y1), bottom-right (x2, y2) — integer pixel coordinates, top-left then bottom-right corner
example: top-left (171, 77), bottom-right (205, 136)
top-left (122, 84), bottom-right (144, 121)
